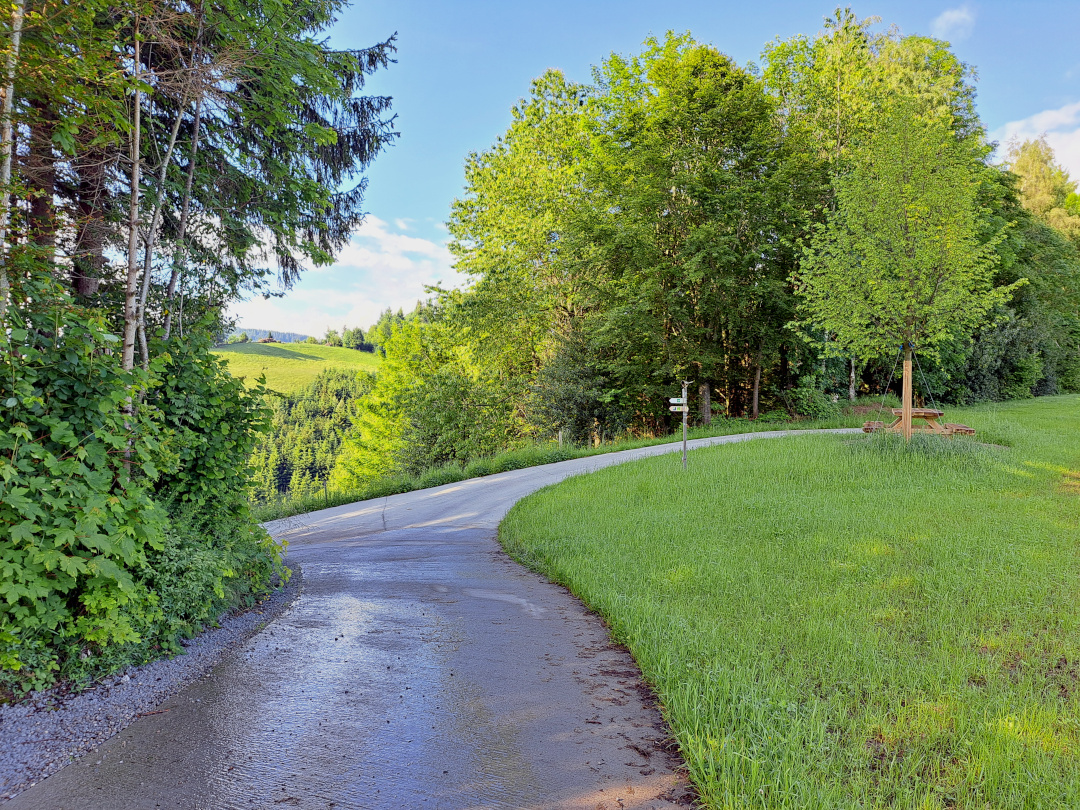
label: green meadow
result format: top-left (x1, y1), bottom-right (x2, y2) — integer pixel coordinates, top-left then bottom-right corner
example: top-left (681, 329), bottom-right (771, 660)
top-left (500, 396), bottom-right (1080, 808)
top-left (211, 342), bottom-right (381, 393)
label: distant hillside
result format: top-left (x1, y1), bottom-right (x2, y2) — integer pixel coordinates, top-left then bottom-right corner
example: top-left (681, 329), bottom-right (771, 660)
top-left (229, 328), bottom-right (311, 344)
top-left (212, 342), bottom-right (381, 393)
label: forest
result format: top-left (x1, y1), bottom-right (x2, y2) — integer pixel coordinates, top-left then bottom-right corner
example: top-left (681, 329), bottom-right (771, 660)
top-left (0, 0), bottom-right (395, 695)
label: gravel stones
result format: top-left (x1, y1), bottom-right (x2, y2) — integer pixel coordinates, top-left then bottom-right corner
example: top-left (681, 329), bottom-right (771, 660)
top-left (0, 568), bottom-right (302, 803)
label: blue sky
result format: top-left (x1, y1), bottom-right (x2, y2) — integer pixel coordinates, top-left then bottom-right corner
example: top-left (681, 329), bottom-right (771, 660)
top-left (231, 1), bottom-right (1080, 337)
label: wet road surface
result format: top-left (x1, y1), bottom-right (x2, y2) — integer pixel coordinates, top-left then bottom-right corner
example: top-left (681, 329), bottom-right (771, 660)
top-left (7, 430), bottom-right (856, 809)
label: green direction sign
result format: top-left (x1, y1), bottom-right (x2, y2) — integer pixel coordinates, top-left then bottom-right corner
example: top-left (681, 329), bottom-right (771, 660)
top-left (669, 397), bottom-right (686, 404)
top-left (669, 405), bottom-right (688, 412)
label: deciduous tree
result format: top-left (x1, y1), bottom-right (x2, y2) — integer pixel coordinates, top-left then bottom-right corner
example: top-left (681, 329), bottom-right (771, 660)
top-left (797, 104), bottom-right (1020, 437)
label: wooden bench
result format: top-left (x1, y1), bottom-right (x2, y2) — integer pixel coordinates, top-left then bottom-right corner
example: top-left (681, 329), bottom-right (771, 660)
top-left (943, 423), bottom-right (975, 436)
top-left (862, 415), bottom-right (976, 437)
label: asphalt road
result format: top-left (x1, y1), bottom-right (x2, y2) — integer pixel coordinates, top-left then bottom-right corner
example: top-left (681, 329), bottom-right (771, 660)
top-left (7, 429), bottom-right (856, 810)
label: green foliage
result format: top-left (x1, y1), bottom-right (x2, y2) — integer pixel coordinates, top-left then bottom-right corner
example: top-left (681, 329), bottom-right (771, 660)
top-left (569, 34), bottom-right (816, 422)
top-left (1, 273), bottom-right (167, 692)
top-left (341, 325), bottom-right (368, 350)
top-left (325, 18), bottom-right (1080, 502)
top-left (780, 373), bottom-right (842, 419)
top-left (148, 325), bottom-right (271, 512)
top-left (1007, 136), bottom-right (1080, 242)
top-left (250, 368), bottom-right (375, 502)
top-left (798, 103), bottom-right (1018, 359)
top-left (331, 314), bottom-right (524, 488)
top-left (0, 274), bottom-right (285, 698)
top-left (257, 413), bottom-right (867, 524)
top-left (762, 9), bottom-right (983, 172)
top-left (365, 307), bottom-right (407, 354)
top-left (530, 329), bottom-right (631, 444)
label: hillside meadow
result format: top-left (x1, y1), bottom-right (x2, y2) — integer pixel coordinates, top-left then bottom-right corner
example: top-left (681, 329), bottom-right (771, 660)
top-left (211, 342), bottom-right (381, 393)
top-left (500, 395), bottom-right (1080, 808)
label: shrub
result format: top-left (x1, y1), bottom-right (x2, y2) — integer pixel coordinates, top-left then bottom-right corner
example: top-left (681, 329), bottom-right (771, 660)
top-left (0, 276), bottom-right (286, 698)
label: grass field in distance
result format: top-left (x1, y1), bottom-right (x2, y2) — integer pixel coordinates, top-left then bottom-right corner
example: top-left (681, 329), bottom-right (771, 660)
top-left (501, 395), bottom-right (1080, 808)
top-left (211, 342), bottom-right (381, 393)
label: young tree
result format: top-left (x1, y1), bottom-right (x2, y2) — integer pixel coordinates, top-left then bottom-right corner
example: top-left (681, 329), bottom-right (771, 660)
top-left (796, 105), bottom-right (1021, 438)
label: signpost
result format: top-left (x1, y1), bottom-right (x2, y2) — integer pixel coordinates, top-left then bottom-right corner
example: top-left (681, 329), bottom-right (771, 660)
top-left (671, 381), bottom-right (691, 469)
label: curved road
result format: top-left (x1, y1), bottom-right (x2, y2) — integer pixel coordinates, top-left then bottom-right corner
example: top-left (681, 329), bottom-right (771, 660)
top-left (8, 429), bottom-right (856, 810)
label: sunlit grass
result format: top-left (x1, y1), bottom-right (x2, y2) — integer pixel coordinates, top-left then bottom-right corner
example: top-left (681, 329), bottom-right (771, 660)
top-left (211, 342), bottom-right (381, 393)
top-left (500, 395), bottom-right (1080, 808)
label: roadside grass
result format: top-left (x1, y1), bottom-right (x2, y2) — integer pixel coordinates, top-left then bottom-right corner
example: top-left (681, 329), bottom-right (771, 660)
top-left (251, 407), bottom-right (871, 522)
top-left (211, 342), bottom-right (381, 393)
top-left (499, 395), bottom-right (1080, 809)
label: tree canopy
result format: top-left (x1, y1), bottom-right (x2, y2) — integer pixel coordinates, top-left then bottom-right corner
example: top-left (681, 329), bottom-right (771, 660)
top-left (797, 104), bottom-right (1019, 359)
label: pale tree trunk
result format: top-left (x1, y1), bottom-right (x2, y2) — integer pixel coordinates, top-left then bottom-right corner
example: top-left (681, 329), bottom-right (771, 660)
top-left (901, 344), bottom-right (913, 441)
top-left (0, 0), bottom-right (25, 322)
top-left (122, 18), bottom-right (142, 372)
top-left (162, 91), bottom-right (202, 341)
top-left (849, 357), bottom-right (857, 401)
top-left (698, 382), bottom-right (711, 426)
top-left (140, 6), bottom-right (206, 357)
top-left (136, 95), bottom-right (188, 369)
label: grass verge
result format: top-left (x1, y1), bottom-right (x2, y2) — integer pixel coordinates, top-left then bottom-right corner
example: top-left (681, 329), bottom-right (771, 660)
top-left (251, 407), bottom-right (873, 522)
top-left (498, 395), bottom-right (1080, 808)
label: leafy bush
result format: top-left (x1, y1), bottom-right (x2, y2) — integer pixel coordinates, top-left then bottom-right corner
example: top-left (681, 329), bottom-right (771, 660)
top-left (781, 373), bottom-right (841, 418)
top-left (1, 274), bottom-right (168, 692)
top-left (1, 275), bottom-right (285, 698)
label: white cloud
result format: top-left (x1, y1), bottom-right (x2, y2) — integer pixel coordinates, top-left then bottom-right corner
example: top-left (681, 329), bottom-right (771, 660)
top-left (228, 215), bottom-right (466, 337)
top-left (991, 101), bottom-right (1080, 180)
top-left (931, 5), bottom-right (975, 42)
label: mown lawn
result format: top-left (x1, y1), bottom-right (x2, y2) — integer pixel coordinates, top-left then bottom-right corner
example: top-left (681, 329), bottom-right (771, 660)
top-left (500, 395), bottom-right (1080, 809)
top-left (211, 342), bottom-right (381, 393)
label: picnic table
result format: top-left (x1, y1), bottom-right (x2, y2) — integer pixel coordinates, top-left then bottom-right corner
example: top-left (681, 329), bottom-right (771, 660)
top-left (862, 407), bottom-right (975, 437)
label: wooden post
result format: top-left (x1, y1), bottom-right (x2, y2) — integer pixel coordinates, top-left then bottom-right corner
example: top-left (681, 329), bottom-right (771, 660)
top-left (902, 343), bottom-right (913, 441)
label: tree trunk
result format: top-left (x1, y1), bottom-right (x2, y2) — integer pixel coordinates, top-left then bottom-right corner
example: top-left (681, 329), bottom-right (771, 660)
top-left (698, 382), bottom-right (711, 426)
top-left (163, 91), bottom-right (202, 341)
top-left (0, 0), bottom-right (25, 320)
top-left (751, 340), bottom-right (764, 420)
top-left (72, 149), bottom-right (108, 298)
top-left (122, 20), bottom-right (142, 372)
top-left (849, 357), bottom-right (857, 401)
top-left (902, 344), bottom-right (913, 441)
top-left (25, 98), bottom-right (56, 256)
top-left (137, 94), bottom-right (188, 369)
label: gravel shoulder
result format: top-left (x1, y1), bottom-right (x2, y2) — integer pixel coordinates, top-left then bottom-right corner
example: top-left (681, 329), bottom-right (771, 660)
top-left (0, 568), bottom-right (303, 803)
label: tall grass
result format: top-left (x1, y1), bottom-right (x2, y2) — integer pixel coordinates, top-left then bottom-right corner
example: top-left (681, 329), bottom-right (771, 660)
top-left (499, 395), bottom-right (1080, 808)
